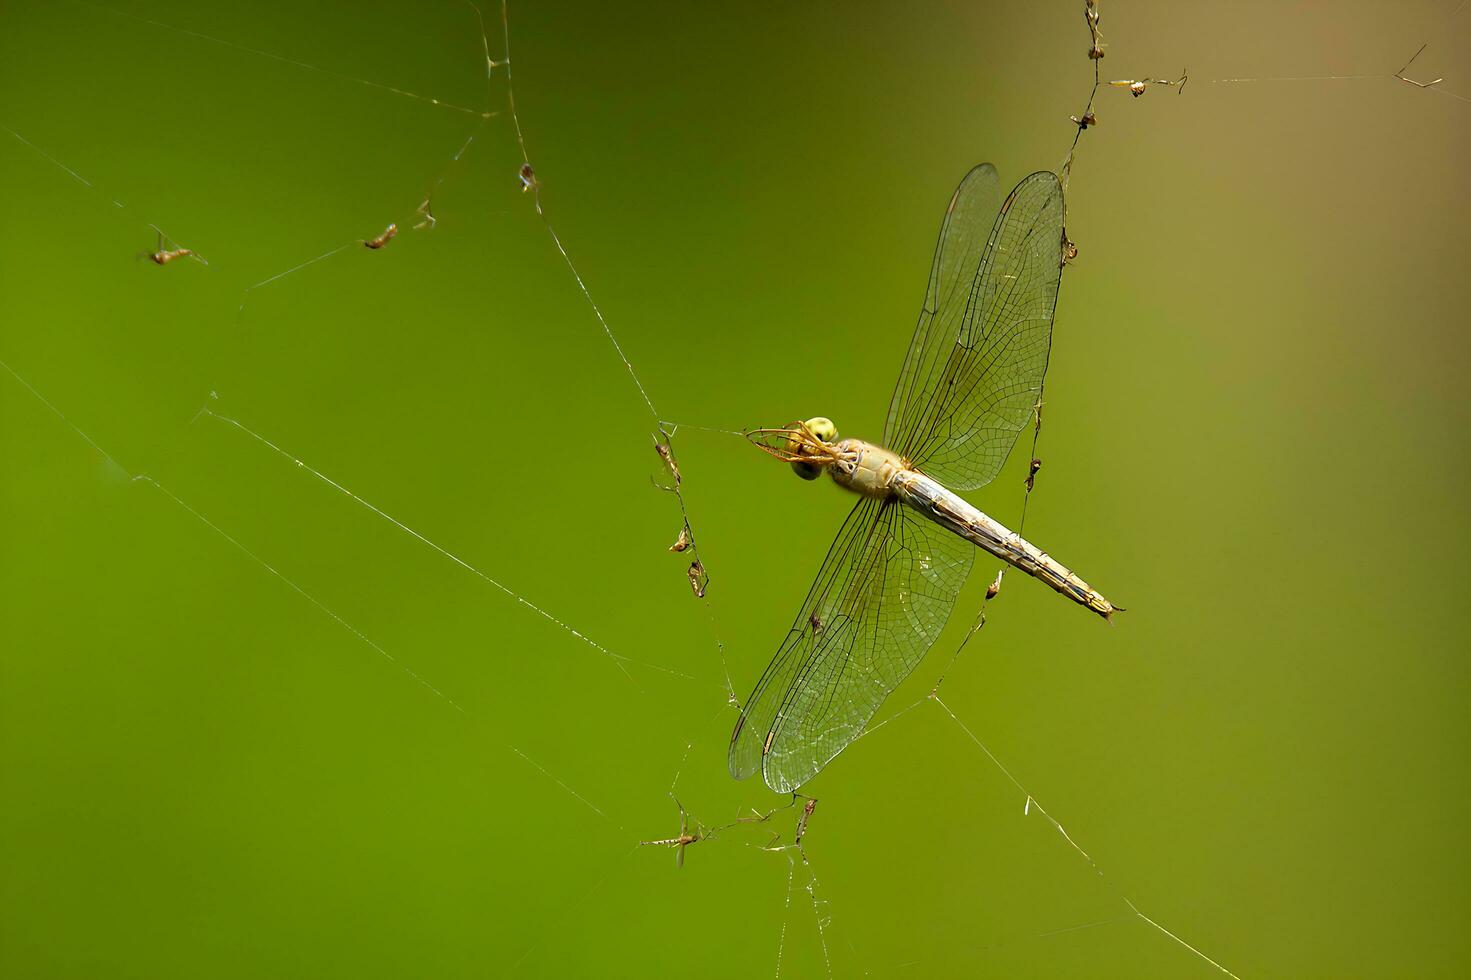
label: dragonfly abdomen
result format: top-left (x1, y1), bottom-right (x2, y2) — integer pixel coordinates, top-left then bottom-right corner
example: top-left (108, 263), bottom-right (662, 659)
top-left (896, 471), bottom-right (1119, 620)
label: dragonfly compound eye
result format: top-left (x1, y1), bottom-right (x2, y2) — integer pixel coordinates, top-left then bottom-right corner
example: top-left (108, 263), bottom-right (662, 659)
top-left (786, 416), bottom-right (837, 480)
top-left (803, 417), bottom-right (838, 443)
top-left (791, 460), bottom-right (822, 480)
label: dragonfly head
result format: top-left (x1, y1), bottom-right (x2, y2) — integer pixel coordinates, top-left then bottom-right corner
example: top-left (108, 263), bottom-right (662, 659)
top-left (744, 416), bottom-right (841, 480)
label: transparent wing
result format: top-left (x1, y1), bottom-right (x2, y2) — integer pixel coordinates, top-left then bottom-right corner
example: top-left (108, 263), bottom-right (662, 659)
top-left (884, 163), bottom-right (1001, 448)
top-left (729, 499), bottom-right (884, 785)
top-left (886, 171), bottom-right (1066, 490)
top-left (729, 498), bottom-right (973, 792)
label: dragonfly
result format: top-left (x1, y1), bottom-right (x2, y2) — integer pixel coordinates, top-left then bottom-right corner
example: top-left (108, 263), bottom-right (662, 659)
top-left (729, 164), bottom-right (1119, 794)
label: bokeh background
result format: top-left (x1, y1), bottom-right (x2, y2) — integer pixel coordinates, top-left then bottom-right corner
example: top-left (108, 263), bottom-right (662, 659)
top-left (3, 1), bottom-right (1469, 977)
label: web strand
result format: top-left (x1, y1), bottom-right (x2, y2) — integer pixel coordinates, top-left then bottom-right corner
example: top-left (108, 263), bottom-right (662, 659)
top-left (0, 361), bottom-right (653, 852)
top-left (932, 694), bottom-right (1243, 980)
top-left (134, 474), bottom-right (466, 712)
top-left (493, 0), bottom-right (736, 706)
top-left (1059, 1), bottom-right (1103, 192)
top-left (0, 357), bottom-right (129, 476)
top-left (1, 120), bottom-right (210, 264)
top-left (1, 121), bottom-right (101, 194)
top-left (1211, 0), bottom-right (1469, 103)
top-left (142, 473), bottom-right (631, 838)
top-left (76, 0), bottom-right (492, 118)
top-left (225, 100), bottom-right (491, 359)
top-left (805, 861), bottom-right (835, 980)
top-left (509, 745), bottom-right (622, 830)
top-left (1, 358), bottom-right (462, 710)
top-left (774, 855), bottom-right (797, 979)
top-left (200, 409), bottom-right (692, 682)
top-left (494, 0), bottom-right (658, 422)
top-left (234, 241), bottom-right (356, 325)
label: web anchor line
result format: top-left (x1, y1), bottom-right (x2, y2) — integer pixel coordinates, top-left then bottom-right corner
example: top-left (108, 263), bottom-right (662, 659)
top-left (199, 409), bottom-right (693, 683)
top-left (77, 0), bottom-right (492, 117)
top-left (1, 120), bottom-right (211, 265)
top-left (493, 0), bottom-right (736, 706)
top-left (932, 695), bottom-right (1243, 979)
top-left (218, 78), bottom-right (495, 414)
top-left (0, 360), bottom-right (658, 851)
top-left (1210, 0), bottom-right (1470, 105)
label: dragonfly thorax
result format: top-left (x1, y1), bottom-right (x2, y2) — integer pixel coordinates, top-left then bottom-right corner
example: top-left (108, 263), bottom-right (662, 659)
top-left (829, 439), bottom-right (908, 498)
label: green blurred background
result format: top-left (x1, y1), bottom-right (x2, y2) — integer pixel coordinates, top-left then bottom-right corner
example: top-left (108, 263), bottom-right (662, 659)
top-left (2, 1), bottom-right (1468, 976)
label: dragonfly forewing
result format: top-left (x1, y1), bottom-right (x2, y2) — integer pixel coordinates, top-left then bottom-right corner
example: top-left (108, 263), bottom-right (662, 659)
top-left (889, 171), bottom-right (1066, 491)
top-left (886, 163), bottom-right (1001, 451)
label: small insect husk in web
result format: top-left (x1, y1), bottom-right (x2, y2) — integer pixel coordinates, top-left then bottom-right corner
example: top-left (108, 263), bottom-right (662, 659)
top-left (363, 223), bottom-right (398, 249)
top-left (687, 560), bottom-right (708, 598)
top-left (653, 434), bottom-right (681, 486)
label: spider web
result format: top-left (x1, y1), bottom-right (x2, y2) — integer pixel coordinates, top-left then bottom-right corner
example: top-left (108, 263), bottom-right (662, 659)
top-left (3, 1), bottom-right (1468, 977)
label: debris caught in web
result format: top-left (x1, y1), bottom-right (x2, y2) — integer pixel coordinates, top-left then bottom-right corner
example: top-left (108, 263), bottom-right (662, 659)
top-left (1108, 70), bottom-right (1188, 97)
top-left (794, 797), bottom-right (818, 847)
top-left (687, 560), bottom-right (709, 599)
top-left (362, 223), bottom-right (398, 249)
top-left (143, 225), bottom-right (200, 266)
top-left (1394, 43), bottom-right (1444, 89)
top-left (985, 569), bottom-right (1004, 601)
top-left (652, 432), bottom-right (681, 487)
top-left (1085, 0), bottom-right (1105, 60)
top-left (639, 797), bottom-right (702, 869)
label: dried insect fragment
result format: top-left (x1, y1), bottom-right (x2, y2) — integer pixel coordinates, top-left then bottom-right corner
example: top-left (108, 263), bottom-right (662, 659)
top-left (794, 797), bottom-right (818, 846)
top-left (652, 433), bottom-right (681, 486)
top-left (1085, 0), bottom-right (1105, 59)
top-left (1071, 110), bottom-right (1098, 130)
top-left (413, 198), bottom-right (436, 230)
top-left (669, 523), bottom-right (693, 553)
top-left (1062, 235), bottom-right (1079, 266)
top-left (1397, 74), bottom-right (1444, 89)
top-left (144, 226), bottom-right (194, 265)
top-left (518, 162), bottom-right (538, 192)
top-left (736, 805), bottom-right (778, 825)
top-left (1394, 44), bottom-right (1444, 89)
top-left (148, 245), bottom-right (193, 265)
top-left (687, 560), bottom-right (708, 598)
top-left (363, 223), bottom-right (398, 249)
top-left (639, 798), bottom-right (701, 868)
top-left (1025, 457), bottom-right (1042, 492)
top-left (742, 795), bottom-right (819, 857)
top-left (985, 569), bottom-right (1004, 600)
top-left (1109, 71), bottom-right (1188, 97)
